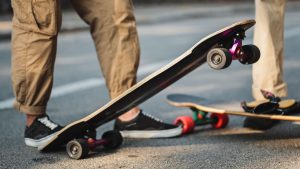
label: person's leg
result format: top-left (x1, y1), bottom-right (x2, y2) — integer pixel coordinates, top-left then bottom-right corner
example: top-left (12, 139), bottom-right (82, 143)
top-left (71, 0), bottom-right (181, 138)
top-left (11, 0), bottom-right (62, 147)
top-left (71, 0), bottom-right (139, 99)
top-left (252, 0), bottom-right (287, 100)
top-left (71, 0), bottom-right (140, 120)
top-left (245, 0), bottom-right (286, 130)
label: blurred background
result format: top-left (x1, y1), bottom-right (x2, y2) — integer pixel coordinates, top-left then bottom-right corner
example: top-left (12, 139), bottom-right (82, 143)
top-left (0, 0), bottom-right (255, 14)
top-left (3, 0), bottom-right (300, 14)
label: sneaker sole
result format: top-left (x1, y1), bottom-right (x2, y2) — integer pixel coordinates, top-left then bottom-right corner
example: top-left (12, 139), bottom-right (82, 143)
top-left (119, 126), bottom-right (182, 138)
top-left (24, 131), bottom-right (58, 148)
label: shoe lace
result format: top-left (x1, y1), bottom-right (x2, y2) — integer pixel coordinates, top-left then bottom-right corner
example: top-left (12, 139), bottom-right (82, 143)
top-left (38, 116), bottom-right (58, 130)
top-left (143, 113), bottom-right (164, 123)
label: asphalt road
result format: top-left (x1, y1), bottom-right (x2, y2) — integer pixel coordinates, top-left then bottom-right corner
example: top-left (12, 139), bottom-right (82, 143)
top-left (1, 2), bottom-right (300, 169)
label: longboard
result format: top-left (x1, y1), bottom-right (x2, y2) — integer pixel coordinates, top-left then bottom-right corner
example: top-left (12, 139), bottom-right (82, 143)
top-left (38, 19), bottom-right (258, 159)
top-left (166, 94), bottom-right (300, 134)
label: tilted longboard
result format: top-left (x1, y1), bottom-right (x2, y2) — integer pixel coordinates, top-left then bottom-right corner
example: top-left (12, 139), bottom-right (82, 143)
top-left (166, 94), bottom-right (300, 134)
top-left (39, 20), bottom-right (258, 156)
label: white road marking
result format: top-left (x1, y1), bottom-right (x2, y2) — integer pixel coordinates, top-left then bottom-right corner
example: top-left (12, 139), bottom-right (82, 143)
top-left (292, 122), bottom-right (300, 125)
top-left (0, 60), bottom-right (169, 110)
top-left (139, 25), bottom-right (203, 35)
top-left (50, 78), bottom-right (105, 98)
top-left (0, 98), bottom-right (15, 110)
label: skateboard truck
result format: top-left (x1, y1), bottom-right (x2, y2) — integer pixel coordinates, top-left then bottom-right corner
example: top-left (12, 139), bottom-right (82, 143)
top-left (207, 30), bottom-right (260, 70)
top-left (66, 130), bottom-right (123, 160)
top-left (174, 107), bottom-right (229, 134)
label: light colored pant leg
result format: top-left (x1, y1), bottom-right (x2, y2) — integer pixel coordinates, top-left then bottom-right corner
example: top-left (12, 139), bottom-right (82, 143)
top-left (11, 0), bottom-right (61, 115)
top-left (71, 0), bottom-right (140, 99)
top-left (252, 0), bottom-right (287, 100)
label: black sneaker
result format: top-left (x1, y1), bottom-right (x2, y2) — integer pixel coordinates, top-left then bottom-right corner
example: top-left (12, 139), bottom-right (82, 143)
top-left (24, 115), bottom-right (63, 147)
top-left (242, 101), bottom-right (281, 130)
top-left (114, 110), bottom-right (181, 138)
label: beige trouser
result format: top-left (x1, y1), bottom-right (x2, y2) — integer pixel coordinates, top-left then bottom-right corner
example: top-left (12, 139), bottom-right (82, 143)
top-left (252, 0), bottom-right (287, 100)
top-left (11, 0), bottom-right (140, 115)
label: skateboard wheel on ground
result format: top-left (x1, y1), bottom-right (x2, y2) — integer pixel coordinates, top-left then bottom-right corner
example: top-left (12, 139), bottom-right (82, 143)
top-left (102, 130), bottom-right (123, 150)
top-left (210, 113), bottom-right (229, 129)
top-left (174, 116), bottom-right (195, 134)
top-left (207, 48), bottom-right (232, 70)
top-left (239, 45), bottom-right (260, 64)
top-left (66, 139), bottom-right (90, 160)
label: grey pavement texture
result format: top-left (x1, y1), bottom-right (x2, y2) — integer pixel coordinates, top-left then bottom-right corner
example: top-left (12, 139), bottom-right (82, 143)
top-left (1, 1), bottom-right (300, 169)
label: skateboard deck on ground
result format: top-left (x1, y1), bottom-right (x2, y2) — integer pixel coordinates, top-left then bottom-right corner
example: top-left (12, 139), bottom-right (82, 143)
top-left (167, 94), bottom-right (300, 121)
top-left (166, 94), bottom-right (300, 134)
top-left (38, 20), bottom-right (258, 158)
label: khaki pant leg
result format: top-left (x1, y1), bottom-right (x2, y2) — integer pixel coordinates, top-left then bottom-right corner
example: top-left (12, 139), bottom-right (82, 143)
top-left (71, 0), bottom-right (140, 99)
top-left (252, 0), bottom-right (287, 100)
top-left (11, 0), bottom-right (61, 115)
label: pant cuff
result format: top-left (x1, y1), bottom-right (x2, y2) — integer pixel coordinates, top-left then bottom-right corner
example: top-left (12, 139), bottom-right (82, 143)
top-left (110, 91), bottom-right (124, 100)
top-left (252, 83), bottom-right (288, 100)
top-left (13, 101), bottom-right (46, 116)
top-left (110, 87), bottom-right (132, 99)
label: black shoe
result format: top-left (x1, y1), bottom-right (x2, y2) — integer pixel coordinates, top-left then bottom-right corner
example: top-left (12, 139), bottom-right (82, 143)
top-left (243, 117), bottom-right (279, 130)
top-left (114, 110), bottom-right (181, 138)
top-left (24, 115), bottom-right (63, 147)
top-left (242, 100), bottom-right (280, 130)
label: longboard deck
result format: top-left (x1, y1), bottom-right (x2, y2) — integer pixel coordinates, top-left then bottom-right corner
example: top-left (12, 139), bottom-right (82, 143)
top-left (166, 94), bottom-right (300, 122)
top-left (39, 19), bottom-right (256, 151)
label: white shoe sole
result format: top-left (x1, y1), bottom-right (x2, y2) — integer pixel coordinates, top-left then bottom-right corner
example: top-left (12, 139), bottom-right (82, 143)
top-left (120, 126), bottom-right (182, 138)
top-left (24, 132), bottom-right (58, 148)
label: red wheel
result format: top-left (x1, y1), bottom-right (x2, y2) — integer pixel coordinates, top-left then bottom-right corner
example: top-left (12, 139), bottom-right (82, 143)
top-left (210, 113), bottom-right (229, 129)
top-left (174, 116), bottom-right (195, 134)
